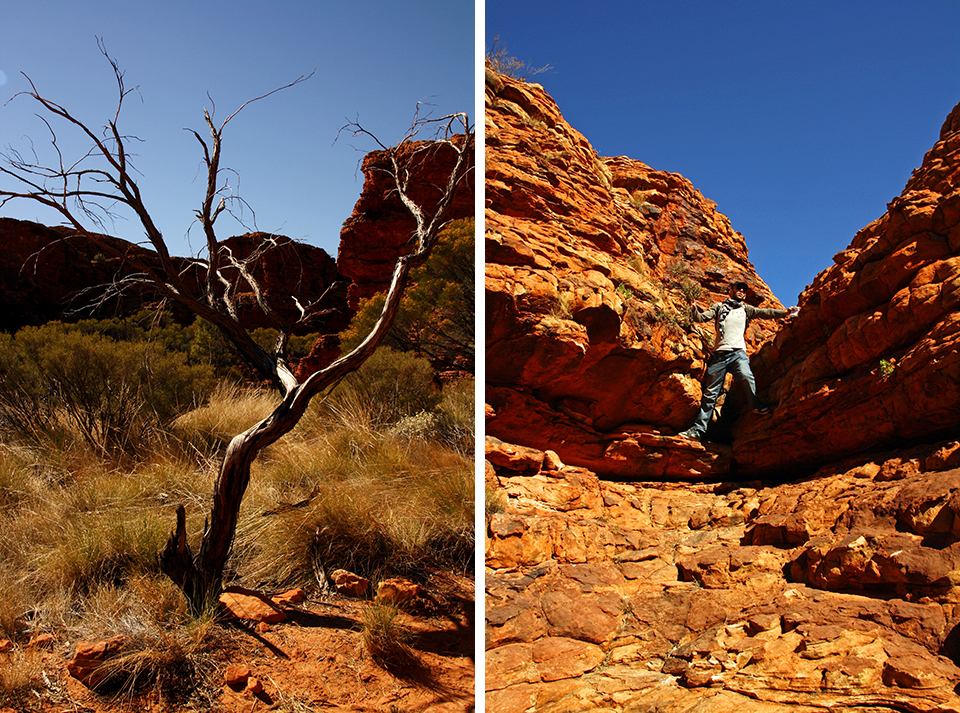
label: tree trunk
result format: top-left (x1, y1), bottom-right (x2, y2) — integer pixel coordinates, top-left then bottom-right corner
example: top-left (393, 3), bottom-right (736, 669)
top-left (160, 384), bottom-right (310, 613)
top-left (161, 255), bottom-right (419, 614)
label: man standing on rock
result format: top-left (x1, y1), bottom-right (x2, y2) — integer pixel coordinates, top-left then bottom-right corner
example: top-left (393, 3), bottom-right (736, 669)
top-left (679, 280), bottom-right (797, 442)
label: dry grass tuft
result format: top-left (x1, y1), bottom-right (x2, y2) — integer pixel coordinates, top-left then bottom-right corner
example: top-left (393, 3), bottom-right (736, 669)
top-left (173, 381), bottom-right (281, 456)
top-left (0, 646), bottom-right (44, 708)
top-left (95, 607), bottom-right (228, 703)
top-left (361, 601), bottom-right (414, 662)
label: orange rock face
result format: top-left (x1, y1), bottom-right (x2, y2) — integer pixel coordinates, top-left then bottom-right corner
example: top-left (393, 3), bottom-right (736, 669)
top-left (485, 440), bottom-right (960, 710)
top-left (484, 69), bottom-right (782, 479)
top-left (735, 100), bottom-right (960, 476)
top-left (484, 69), bottom-right (960, 713)
top-left (337, 134), bottom-right (474, 309)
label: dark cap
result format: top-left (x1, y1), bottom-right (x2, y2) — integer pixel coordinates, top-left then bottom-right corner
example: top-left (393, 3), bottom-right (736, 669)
top-left (730, 280), bottom-right (748, 291)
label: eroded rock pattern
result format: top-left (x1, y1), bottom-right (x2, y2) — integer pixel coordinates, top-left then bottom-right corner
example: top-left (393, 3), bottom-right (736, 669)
top-left (484, 66), bottom-right (960, 709)
top-left (485, 70), bottom-right (785, 480)
top-left (486, 440), bottom-right (960, 711)
top-left (736, 101), bottom-right (960, 475)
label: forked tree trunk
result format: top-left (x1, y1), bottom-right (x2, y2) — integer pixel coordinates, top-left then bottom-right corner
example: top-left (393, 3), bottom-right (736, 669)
top-left (161, 255), bottom-right (417, 614)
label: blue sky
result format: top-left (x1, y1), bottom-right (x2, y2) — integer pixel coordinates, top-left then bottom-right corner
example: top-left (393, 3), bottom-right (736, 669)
top-left (485, 1), bottom-right (960, 304)
top-left (1, 0), bottom-right (473, 260)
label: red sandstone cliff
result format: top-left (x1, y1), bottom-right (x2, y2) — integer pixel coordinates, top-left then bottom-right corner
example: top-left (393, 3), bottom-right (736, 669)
top-left (485, 69), bottom-right (784, 480)
top-left (734, 102), bottom-right (960, 476)
top-left (0, 218), bottom-right (163, 330)
top-left (484, 67), bottom-right (960, 710)
top-left (1, 135), bottom-right (473, 381)
top-left (337, 134), bottom-right (475, 309)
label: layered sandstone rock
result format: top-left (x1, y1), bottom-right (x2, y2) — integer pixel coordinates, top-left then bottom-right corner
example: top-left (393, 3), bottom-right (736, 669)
top-left (734, 101), bottom-right (960, 476)
top-left (337, 134), bottom-right (474, 309)
top-left (485, 69), bottom-right (784, 480)
top-left (486, 441), bottom-right (960, 710)
top-left (484, 67), bottom-right (960, 709)
top-left (0, 218), bottom-right (346, 336)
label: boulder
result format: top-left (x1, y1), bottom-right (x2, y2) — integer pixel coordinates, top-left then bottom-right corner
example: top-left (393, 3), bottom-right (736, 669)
top-left (375, 577), bottom-right (421, 606)
top-left (330, 569), bottom-right (370, 597)
top-left (67, 635), bottom-right (125, 691)
top-left (219, 587), bottom-right (287, 624)
top-left (271, 587), bottom-right (307, 606)
top-left (223, 663), bottom-right (251, 688)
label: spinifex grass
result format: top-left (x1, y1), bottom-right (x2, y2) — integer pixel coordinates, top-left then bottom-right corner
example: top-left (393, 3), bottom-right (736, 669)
top-left (232, 387), bottom-right (475, 588)
top-left (0, 374), bottom-right (474, 701)
top-left (361, 600), bottom-right (413, 663)
top-left (0, 645), bottom-right (44, 708)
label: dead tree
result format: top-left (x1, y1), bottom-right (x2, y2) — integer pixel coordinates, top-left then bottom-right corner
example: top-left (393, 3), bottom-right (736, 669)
top-left (0, 46), bottom-right (473, 613)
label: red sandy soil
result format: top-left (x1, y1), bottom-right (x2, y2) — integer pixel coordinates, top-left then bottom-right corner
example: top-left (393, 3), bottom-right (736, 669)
top-left (3, 573), bottom-right (475, 713)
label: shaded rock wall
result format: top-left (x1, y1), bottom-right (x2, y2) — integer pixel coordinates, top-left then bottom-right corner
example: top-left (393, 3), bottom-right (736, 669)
top-left (735, 100), bottom-right (960, 476)
top-left (0, 218), bottom-right (346, 336)
top-left (485, 70), bottom-right (784, 480)
top-left (215, 232), bottom-right (348, 335)
top-left (0, 218), bottom-right (167, 330)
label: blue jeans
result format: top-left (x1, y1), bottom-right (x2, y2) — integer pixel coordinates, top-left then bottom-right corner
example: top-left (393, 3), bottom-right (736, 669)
top-left (688, 349), bottom-right (760, 436)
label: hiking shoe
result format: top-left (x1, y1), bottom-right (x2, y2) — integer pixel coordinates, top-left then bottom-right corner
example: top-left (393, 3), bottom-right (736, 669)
top-left (753, 404), bottom-right (771, 415)
top-left (678, 429), bottom-right (703, 441)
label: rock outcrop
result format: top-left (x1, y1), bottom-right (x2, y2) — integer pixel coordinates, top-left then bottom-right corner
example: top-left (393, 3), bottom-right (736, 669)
top-left (215, 232), bottom-right (348, 335)
top-left (0, 218), bottom-right (346, 336)
top-left (486, 439), bottom-right (960, 711)
top-left (735, 101), bottom-right (960, 476)
top-left (485, 66), bottom-right (960, 710)
top-left (485, 69), bottom-right (785, 480)
top-left (0, 218), bottom-right (166, 331)
top-left (337, 134), bottom-right (475, 309)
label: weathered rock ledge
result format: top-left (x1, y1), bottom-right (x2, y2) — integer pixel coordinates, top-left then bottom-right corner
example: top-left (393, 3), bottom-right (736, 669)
top-left (486, 438), bottom-right (960, 711)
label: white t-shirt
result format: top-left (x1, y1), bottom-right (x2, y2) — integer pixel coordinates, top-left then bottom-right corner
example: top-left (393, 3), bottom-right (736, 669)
top-left (716, 305), bottom-right (747, 352)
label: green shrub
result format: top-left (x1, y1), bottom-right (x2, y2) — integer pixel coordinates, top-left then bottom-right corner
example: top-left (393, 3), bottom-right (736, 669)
top-left (0, 323), bottom-right (215, 455)
top-left (679, 278), bottom-right (703, 304)
top-left (879, 358), bottom-right (896, 378)
top-left (327, 347), bottom-right (441, 428)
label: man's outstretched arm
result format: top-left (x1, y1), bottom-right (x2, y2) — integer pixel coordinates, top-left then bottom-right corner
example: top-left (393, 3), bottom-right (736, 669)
top-left (690, 303), bottom-right (720, 323)
top-left (745, 305), bottom-right (798, 319)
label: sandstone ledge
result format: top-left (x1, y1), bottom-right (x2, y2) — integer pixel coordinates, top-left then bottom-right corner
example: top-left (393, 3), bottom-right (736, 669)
top-left (485, 440), bottom-right (960, 711)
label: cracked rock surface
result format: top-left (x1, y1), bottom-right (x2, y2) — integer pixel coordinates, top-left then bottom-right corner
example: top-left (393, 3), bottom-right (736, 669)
top-left (486, 439), bottom-right (960, 711)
